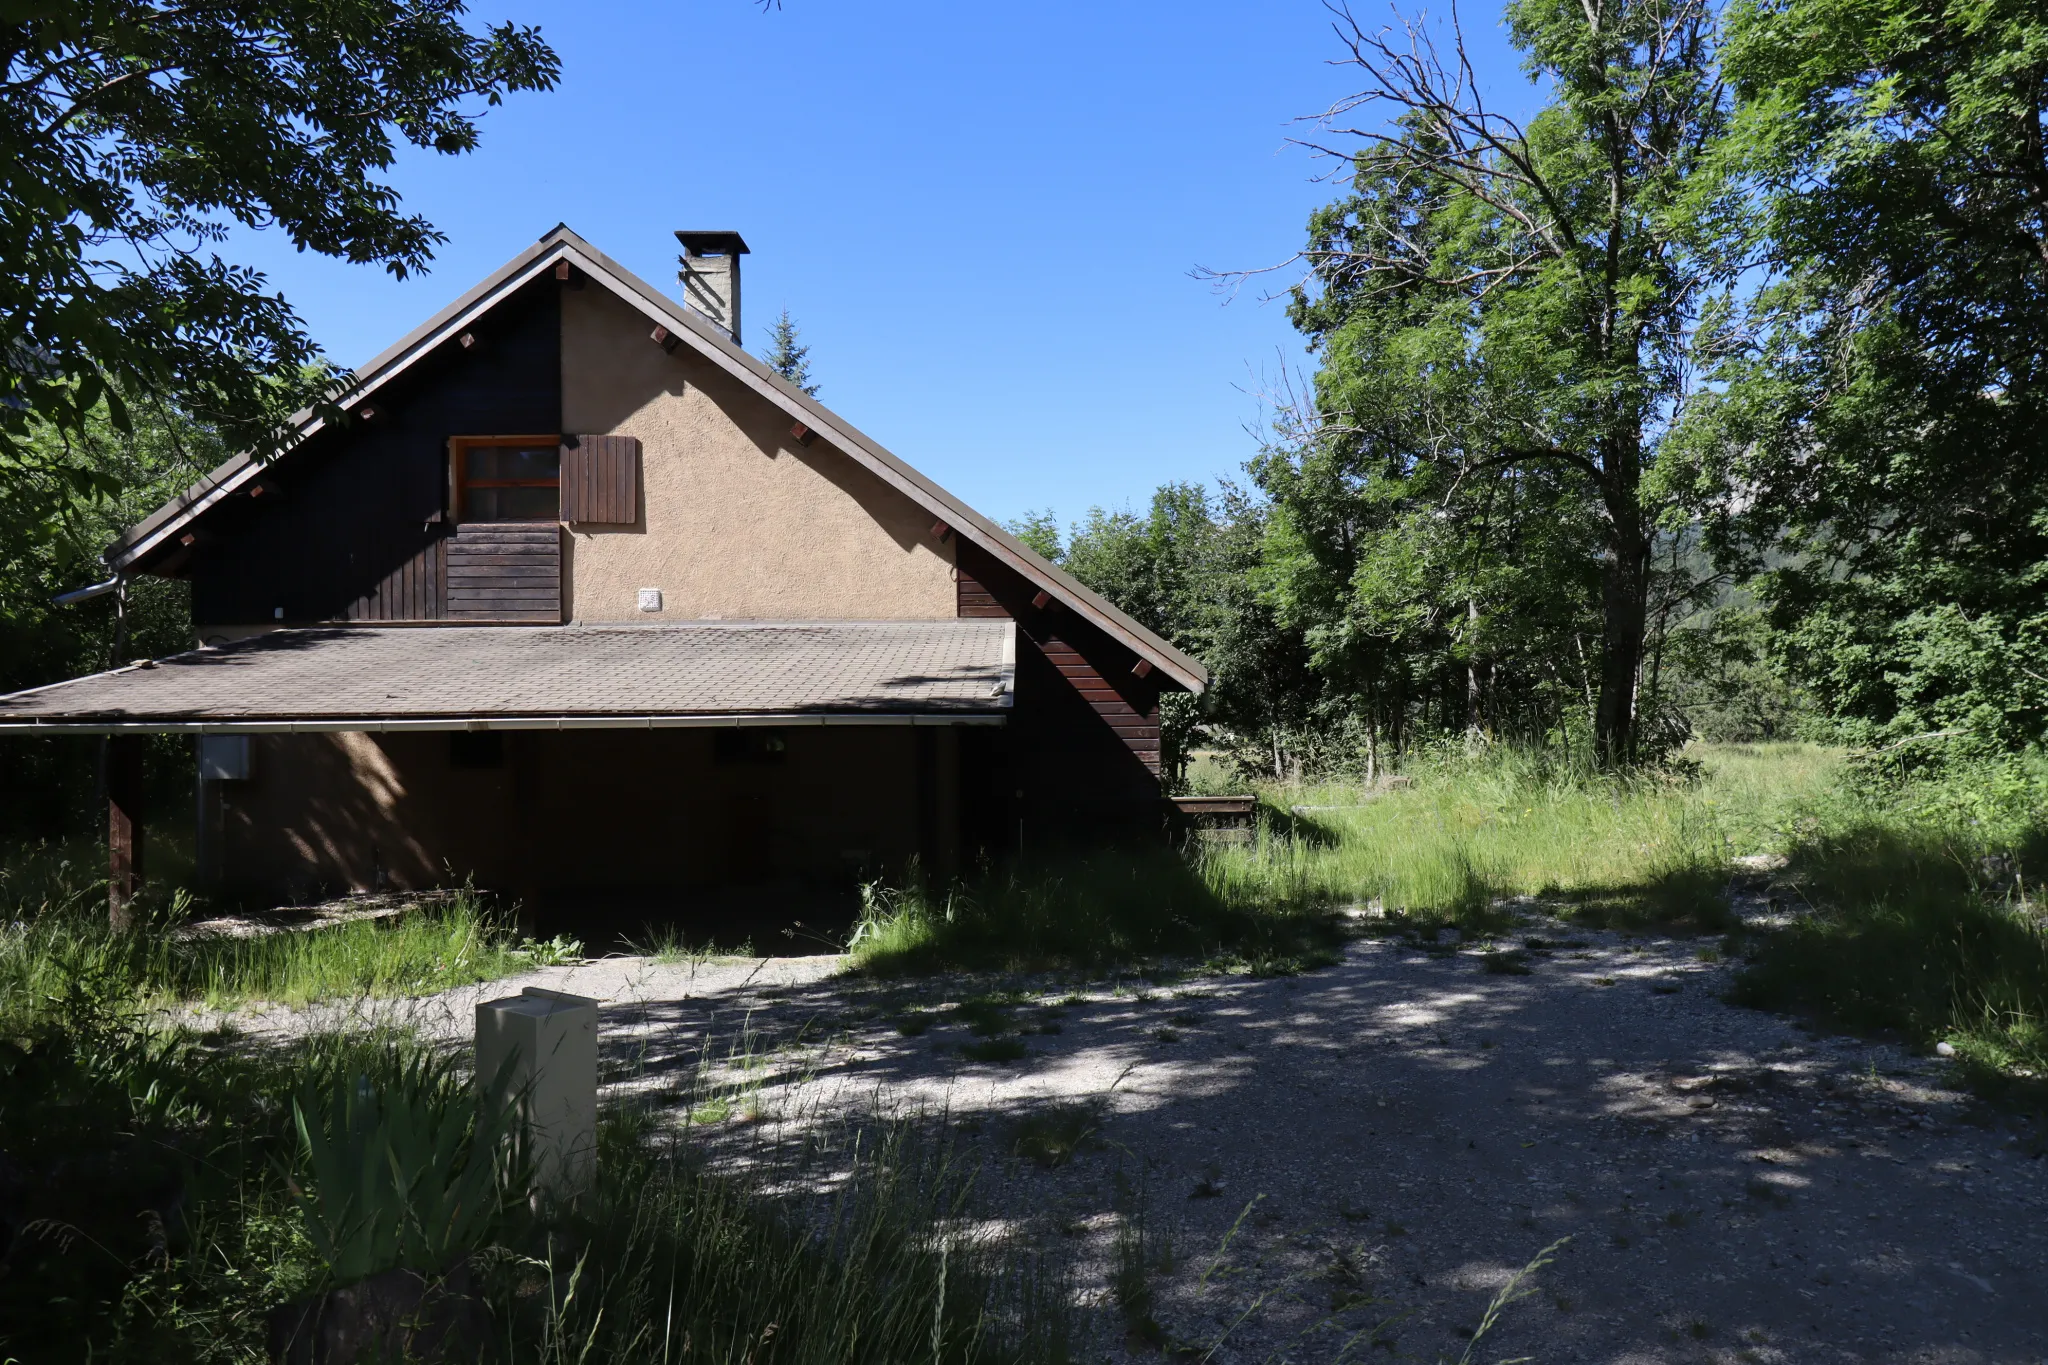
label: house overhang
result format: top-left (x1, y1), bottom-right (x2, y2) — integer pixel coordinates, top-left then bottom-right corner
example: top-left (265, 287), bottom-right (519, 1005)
top-left (102, 224), bottom-right (1209, 694)
top-left (0, 621), bottom-right (1017, 735)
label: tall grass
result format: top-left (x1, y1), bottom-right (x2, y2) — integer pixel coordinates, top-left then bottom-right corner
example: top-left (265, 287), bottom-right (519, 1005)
top-left (0, 845), bottom-right (538, 1021)
top-left (0, 981), bottom-right (504, 1362)
top-left (1205, 742), bottom-right (1843, 932)
top-left (1, 961), bottom-right (1079, 1363)
top-left (851, 744), bottom-right (1844, 972)
top-left (508, 1117), bottom-right (1075, 1365)
top-left (847, 847), bottom-right (1345, 976)
top-left (1731, 752), bottom-right (2048, 1099)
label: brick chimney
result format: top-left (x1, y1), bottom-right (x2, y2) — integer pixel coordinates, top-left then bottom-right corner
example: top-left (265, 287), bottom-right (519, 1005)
top-left (675, 230), bottom-right (749, 344)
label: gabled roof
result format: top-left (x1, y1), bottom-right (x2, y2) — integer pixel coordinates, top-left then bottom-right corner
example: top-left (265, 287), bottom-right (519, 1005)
top-left (110, 226), bottom-right (1209, 693)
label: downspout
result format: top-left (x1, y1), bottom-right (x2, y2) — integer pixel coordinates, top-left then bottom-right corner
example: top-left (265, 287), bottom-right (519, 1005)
top-left (51, 573), bottom-right (130, 804)
top-left (52, 574), bottom-right (121, 607)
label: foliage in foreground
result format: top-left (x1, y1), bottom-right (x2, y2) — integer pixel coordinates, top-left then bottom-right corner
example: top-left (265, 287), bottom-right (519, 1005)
top-left (517, 1117), bottom-right (1072, 1365)
top-left (0, 979), bottom-right (1072, 1364)
top-left (0, 997), bottom-right (508, 1362)
top-left (3, 0), bottom-right (559, 467)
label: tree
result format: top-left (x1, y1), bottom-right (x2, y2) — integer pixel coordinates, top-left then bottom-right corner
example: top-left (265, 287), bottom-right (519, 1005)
top-left (763, 308), bottom-right (818, 395)
top-left (1675, 0), bottom-right (2048, 753)
top-left (0, 393), bottom-right (215, 834)
top-left (1, 0), bottom-right (560, 487)
top-left (1005, 510), bottom-right (1063, 562)
top-left (1063, 484), bottom-right (1219, 650)
top-left (1270, 0), bottom-right (1730, 765)
top-left (1025, 487), bottom-right (1323, 786)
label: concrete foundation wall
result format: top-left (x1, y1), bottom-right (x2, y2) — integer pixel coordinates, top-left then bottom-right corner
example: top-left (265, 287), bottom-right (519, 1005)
top-left (218, 726), bottom-right (943, 905)
top-left (560, 287), bottom-right (956, 622)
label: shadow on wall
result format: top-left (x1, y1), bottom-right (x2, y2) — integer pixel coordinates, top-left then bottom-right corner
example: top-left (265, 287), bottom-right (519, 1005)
top-left (224, 731), bottom-right (502, 905)
top-left (225, 727), bottom-right (930, 911)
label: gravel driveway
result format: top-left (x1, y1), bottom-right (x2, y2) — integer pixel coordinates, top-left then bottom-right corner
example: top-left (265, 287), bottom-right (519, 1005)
top-left (210, 914), bottom-right (2048, 1364)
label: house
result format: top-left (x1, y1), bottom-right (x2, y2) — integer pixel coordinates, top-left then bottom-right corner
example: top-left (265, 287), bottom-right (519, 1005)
top-left (0, 227), bottom-right (1206, 924)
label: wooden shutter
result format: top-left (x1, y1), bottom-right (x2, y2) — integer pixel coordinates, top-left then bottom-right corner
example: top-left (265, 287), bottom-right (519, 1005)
top-left (560, 434), bottom-right (640, 524)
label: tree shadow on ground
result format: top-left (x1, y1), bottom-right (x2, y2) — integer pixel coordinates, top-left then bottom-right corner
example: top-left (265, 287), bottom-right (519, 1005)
top-left (583, 932), bottom-right (2045, 1364)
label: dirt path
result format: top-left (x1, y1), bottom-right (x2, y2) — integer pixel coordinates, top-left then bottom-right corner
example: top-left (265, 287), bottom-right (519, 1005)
top-left (211, 920), bottom-right (2047, 1363)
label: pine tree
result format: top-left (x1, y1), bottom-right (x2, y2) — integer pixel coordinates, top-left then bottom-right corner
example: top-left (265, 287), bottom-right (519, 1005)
top-left (763, 309), bottom-right (818, 396)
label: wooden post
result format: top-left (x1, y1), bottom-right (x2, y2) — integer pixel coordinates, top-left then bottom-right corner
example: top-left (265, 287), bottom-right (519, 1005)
top-left (108, 734), bottom-right (145, 929)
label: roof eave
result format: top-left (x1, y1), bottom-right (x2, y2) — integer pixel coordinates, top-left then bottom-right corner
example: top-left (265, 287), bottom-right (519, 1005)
top-left (107, 235), bottom-right (562, 571)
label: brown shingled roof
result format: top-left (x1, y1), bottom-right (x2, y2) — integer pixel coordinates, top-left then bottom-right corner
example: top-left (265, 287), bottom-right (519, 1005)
top-left (0, 621), bottom-right (1016, 733)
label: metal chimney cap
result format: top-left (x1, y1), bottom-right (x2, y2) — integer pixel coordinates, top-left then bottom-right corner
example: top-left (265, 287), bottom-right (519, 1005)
top-left (674, 230), bottom-right (751, 256)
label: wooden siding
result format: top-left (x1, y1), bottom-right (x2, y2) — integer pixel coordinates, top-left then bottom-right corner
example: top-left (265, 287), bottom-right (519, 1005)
top-left (956, 562), bottom-right (1009, 618)
top-left (189, 278), bottom-right (561, 627)
top-left (346, 538), bottom-right (445, 621)
top-left (445, 524), bottom-right (562, 621)
top-left (1040, 636), bottom-right (1161, 773)
top-left (956, 540), bottom-right (1162, 773)
top-left (560, 434), bottom-right (640, 524)
top-left (953, 540), bottom-right (1167, 845)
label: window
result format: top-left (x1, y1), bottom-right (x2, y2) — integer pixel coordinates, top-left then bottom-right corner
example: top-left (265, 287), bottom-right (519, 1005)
top-left (452, 436), bottom-right (561, 523)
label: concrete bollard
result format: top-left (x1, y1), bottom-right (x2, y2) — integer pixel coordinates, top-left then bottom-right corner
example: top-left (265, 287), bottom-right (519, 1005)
top-left (475, 987), bottom-right (599, 1200)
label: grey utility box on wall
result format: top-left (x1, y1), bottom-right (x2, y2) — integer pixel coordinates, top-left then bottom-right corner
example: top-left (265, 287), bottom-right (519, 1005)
top-left (198, 734), bottom-right (251, 780)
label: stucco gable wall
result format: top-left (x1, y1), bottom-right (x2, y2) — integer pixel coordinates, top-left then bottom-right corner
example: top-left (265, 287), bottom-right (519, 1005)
top-left (561, 285), bottom-right (955, 621)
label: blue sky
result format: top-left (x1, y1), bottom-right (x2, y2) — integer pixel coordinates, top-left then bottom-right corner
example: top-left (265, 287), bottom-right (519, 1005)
top-left (227, 0), bottom-right (1531, 530)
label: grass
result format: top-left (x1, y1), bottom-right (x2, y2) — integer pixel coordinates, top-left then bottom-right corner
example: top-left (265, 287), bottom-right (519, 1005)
top-left (850, 744), bottom-right (1843, 977)
top-left (0, 990), bottom-right (509, 1362)
top-left (960, 1036), bottom-right (1030, 1064)
top-left (0, 847), bottom-right (544, 1019)
top-left (0, 913), bottom-right (1077, 1364)
top-left (850, 739), bottom-right (2046, 1104)
top-left (514, 1118), bottom-right (1076, 1365)
top-left (621, 920), bottom-right (756, 964)
top-left (1202, 742), bottom-right (1844, 935)
top-left (1728, 752), bottom-right (2048, 1104)
top-left (1010, 1102), bottom-right (1102, 1168)
top-left (846, 848), bottom-right (1345, 976)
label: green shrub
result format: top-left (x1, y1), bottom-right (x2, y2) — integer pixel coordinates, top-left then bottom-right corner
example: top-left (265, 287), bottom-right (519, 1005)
top-left (286, 1044), bottom-right (525, 1286)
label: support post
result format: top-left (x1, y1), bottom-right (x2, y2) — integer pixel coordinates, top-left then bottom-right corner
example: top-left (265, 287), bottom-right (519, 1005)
top-left (108, 733), bottom-right (145, 929)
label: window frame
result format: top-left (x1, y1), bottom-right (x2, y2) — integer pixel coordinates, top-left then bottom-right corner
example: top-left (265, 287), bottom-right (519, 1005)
top-left (449, 434), bottom-right (563, 524)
